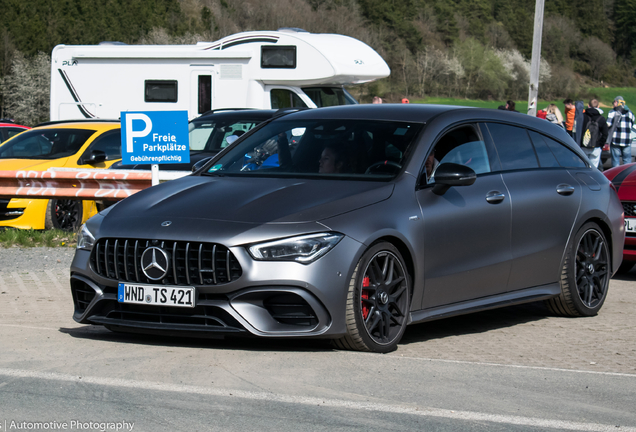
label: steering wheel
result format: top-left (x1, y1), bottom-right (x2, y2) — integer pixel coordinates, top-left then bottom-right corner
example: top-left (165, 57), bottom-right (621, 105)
top-left (365, 160), bottom-right (402, 174)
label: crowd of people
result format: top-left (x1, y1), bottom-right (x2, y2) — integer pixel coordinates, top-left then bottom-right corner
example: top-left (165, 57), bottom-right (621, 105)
top-left (371, 94), bottom-right (635, 168)
top-left (534, 96), bottom-right (635, 168)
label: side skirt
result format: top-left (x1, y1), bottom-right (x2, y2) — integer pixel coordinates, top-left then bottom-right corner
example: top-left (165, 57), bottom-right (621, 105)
top-left (409, 283), bottom-right (561, 325)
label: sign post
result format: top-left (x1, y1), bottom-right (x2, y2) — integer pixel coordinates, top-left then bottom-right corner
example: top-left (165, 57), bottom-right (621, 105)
top-left (120, 111), bottom-right (189, 185)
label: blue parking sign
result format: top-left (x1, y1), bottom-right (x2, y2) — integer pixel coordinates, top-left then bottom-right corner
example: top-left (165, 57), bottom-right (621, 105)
top-left (121, 111), bottom-right (189, 165)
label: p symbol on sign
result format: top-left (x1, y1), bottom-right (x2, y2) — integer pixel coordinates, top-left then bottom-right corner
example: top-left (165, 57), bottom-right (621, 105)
top-left (125, 113), bottom-right (153, 152)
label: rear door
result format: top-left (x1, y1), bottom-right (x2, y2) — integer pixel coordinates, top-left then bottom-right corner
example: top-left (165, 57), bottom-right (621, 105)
top-left (483, 123), bottom-right (583, 290)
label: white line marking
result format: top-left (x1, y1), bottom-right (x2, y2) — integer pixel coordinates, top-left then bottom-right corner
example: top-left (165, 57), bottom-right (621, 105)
top-left (0, 324), bottom-right (60, 331)
top-left (0, 367), bottom-right (633, 432)
top-left (10, 272), bottom-right (41, 313)
top-left (44, 269), bottom-right (67, 295)
top-left (388, 355), bottom-right (636, 378)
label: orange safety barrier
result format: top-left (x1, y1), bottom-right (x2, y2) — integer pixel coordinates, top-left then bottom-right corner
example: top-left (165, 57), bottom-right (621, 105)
top-left (0, 170), bottom-right (153, 200)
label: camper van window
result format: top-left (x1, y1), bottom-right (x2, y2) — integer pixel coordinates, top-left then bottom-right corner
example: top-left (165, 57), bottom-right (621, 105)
top-left (198, 76), bottom-right (211, 114)
top-left (261, 46), bottom-right (296, 69)
top-left (303, 87), bottom-right (358, 107)
top-left (145, 80), bottom-right (178, 103)
top-left (271, 89), bottom-right (307, 109)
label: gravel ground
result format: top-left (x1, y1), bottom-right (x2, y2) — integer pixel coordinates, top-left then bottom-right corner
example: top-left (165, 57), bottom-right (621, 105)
top-left (0, 246), bottom-right (75, 270)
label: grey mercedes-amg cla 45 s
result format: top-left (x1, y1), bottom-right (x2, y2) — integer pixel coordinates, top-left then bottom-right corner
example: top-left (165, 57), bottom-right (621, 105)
top-left (71, 104), bottom-right (625, 352)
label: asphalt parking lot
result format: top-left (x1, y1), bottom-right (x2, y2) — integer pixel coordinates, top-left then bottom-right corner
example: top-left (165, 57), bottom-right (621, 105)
top-left (1, 247), bottom-right (635, 431)
top-left (0, 247), bottom-right (635, 373)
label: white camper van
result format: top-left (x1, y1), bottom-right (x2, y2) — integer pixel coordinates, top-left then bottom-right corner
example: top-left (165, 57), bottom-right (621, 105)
top-left (50, 28), bottom-right (390, 121)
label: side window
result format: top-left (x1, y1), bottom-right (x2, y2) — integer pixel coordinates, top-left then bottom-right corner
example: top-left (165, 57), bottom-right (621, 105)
top-left (527, 131), bottom-right (561, 167)
top-left (486, 123), bottom-right (539, 170)
top-left (261, 46), bottom-right (296, 69)
top-left (429, 125), bottom-right (491, 182)
top-left (145, 80), bottom-right (178, 103)
top-left (535, 134), bottom-right (587, 168)
top-left (270, 89), bottom-right (307, 109)
top-left (4, 128), bottom-right (26, 142)
top-left (85, 130), bottom-right (121, 161)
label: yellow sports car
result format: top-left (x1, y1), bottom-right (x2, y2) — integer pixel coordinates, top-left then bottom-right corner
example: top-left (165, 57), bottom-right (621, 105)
top-left (0, 120), bottom-right (121, 231)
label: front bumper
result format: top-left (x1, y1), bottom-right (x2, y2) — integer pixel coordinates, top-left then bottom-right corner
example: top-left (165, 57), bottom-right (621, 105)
top-left (70, 236), bottom-right (363, 338)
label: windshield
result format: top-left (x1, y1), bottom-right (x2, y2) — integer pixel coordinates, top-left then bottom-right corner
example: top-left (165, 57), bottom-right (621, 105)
top-left (0, 128), bottom-right (96, 159)
top-left (203, 119), bottom-right (423, 180)
top-left (302, 87), bottom-right (358, 107)
top-left (189, 118), bottom-right (268, 151)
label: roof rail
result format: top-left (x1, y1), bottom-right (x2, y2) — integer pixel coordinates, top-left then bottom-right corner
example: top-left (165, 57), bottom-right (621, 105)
top-left (277, 27), bottom-right (309, 33)
top-left (273, 107), bottom-right (311, 118)
top-left (0, 118), bottom-right (16, 124)
top-left (197, 108), bottom-right (256, 117)
top-left (35, 119), bottom-right (121, 127)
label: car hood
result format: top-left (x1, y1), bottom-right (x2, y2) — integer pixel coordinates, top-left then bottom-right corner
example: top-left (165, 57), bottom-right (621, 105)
top-left (0, 158), bottom-right (69, 171)
top-left (104, 175), bottom-right (394, 225)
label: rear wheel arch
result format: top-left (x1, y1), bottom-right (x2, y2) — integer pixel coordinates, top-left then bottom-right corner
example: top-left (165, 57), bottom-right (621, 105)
top-left (585, 217), bottom-right (614, 269)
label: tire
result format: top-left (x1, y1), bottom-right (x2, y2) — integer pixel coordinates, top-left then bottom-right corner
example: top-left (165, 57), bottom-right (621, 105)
top-left (616, 261), bottom-right (634, 274)
top-left (333, 242), bottom-right (410, 353)
top-left (45, 199), bottom-right (83, 231)
top-left (546, 222), bottom-right (610, 317)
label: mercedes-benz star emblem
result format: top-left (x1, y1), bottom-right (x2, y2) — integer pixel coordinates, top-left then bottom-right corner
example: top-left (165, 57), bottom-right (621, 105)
top-left (141, 247), bottom-right (169, 281)
top-left (379, 291), bottom-right (389, 305)
top-left (161, 221), bottom-right (172, 227)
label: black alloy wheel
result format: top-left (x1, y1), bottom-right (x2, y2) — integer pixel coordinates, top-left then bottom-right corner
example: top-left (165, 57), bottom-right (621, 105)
top-left (45, 199), bottom-right (83, 231)
top-left (574, 227), bottom-right (610, 309)
top-left (334, 242), bottom-right (410, 352)
top-left (546, 222), bottom-right (610, 317)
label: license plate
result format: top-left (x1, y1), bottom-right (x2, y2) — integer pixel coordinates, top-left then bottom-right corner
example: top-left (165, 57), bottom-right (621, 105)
top-left (118, 283), bottom-right (195, 308)
top-left (625, 218), bottom-right (636, 234)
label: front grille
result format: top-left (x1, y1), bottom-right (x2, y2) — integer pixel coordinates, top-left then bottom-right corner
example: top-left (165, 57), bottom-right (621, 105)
top-left (623, 202), bottom-right (636, 217)
top-left (102, 302), bottom-right (243, 330)
top-left (263, 293), bottom-right (318, 327)
top-left (91, 238), bottom-right (242, 286)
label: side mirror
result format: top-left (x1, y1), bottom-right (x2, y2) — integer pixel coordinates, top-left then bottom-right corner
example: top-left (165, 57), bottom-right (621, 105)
top-left (430, 163), bottom-right (476, 195)
top-left (84, 150), bottom-right (107, 165)
top-left (226, 135), bottom-right (239, 145)
top-left (192, 157), bottom-right (212, 172)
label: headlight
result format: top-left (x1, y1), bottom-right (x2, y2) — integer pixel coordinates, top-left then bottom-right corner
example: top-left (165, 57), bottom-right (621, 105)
top-left (248, 233), bottom-right (343, 264)
top-left (76, 224), bottom-right (95, 251)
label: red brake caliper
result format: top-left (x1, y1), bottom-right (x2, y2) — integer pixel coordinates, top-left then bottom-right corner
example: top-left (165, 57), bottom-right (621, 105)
top-left (361, 276), bottom-right (370, 319)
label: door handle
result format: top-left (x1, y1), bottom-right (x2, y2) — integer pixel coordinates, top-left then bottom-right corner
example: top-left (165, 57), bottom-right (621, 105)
top-left (485, 191), bottom-right (505, 204)
top-left (556, 184), bottom-right (575, 196)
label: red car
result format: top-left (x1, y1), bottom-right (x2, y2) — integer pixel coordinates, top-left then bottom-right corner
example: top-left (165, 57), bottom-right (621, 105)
top-left (0, 120), bottom-right (29, 143)
top-left (604, 163), bottom-right (636, 272)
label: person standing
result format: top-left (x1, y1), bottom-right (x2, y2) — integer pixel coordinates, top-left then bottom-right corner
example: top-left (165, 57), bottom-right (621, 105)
top-left (545, 104), bottom-right (564, 128)
top-left (607, 96), bottom-right (636, 167)
top-left (563, 98), bottom-right (575, 137)
top-left (580, 99), bottom-right (608, 169)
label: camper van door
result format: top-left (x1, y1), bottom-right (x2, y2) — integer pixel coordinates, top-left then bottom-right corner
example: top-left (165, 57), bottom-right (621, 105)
top-left (190, 67), bottom-right (214, 116)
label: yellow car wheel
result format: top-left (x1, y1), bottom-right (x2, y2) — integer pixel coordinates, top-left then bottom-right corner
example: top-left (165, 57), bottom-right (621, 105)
top-left (45, 199), bottom-right (83, 231)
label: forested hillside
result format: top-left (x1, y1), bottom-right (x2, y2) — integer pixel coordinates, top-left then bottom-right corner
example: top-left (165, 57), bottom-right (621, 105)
top-left (1, 0), bottom-right (635, 124)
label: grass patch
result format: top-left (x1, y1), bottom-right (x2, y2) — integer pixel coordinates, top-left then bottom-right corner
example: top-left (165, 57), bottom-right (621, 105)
top-left (587, 87), bottom-right (636, 108)
top-left (411, 97), bottom-right (567, 114)
top-left (0, 228), bottom-right (77, 248)
top-left (413, 88), bottom-right (636, 112)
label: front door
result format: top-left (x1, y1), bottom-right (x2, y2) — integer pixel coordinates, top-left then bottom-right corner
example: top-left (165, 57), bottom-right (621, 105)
top-left (416, 124), bottom-right (512, 309)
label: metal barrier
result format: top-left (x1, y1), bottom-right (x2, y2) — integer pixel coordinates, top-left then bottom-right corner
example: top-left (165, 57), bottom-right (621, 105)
top-left (0, 168), bottom-right (190, 200)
